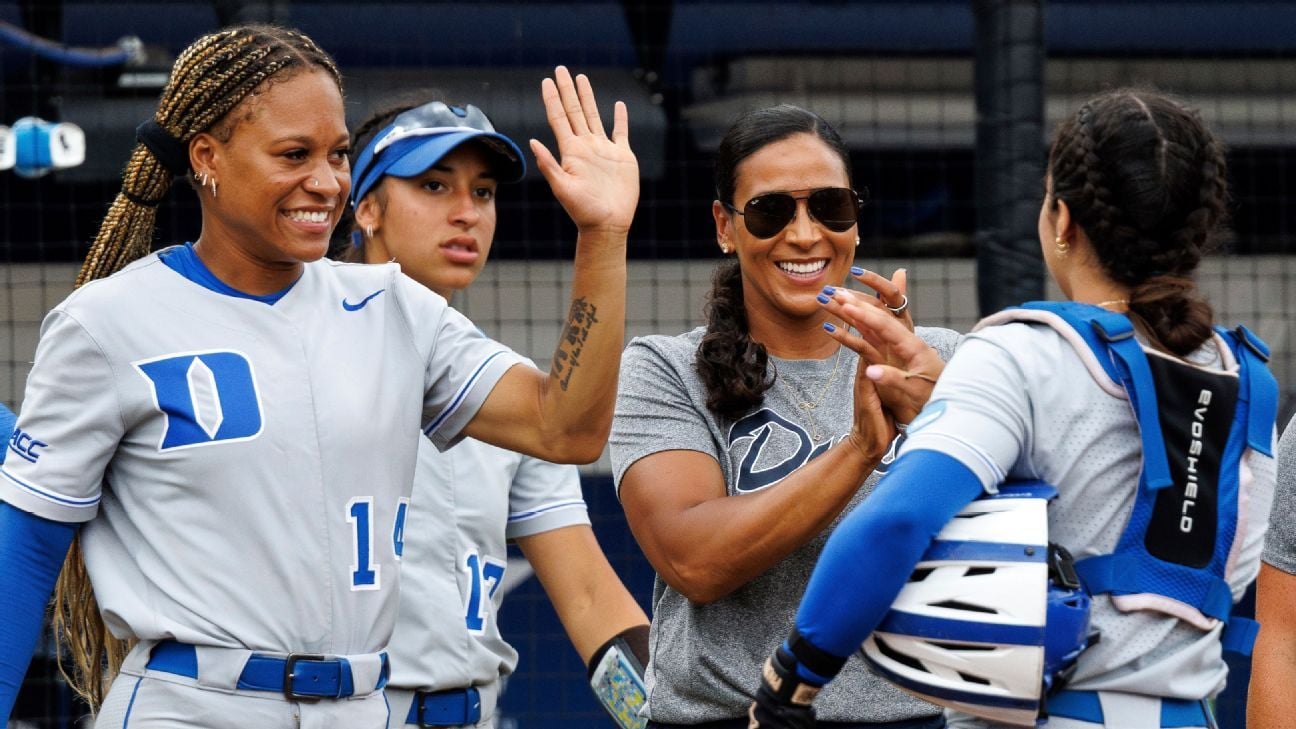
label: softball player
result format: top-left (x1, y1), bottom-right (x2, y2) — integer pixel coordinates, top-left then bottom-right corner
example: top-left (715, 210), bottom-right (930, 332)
top-left (749, 90), bottom-right (1277, 729)
top-left (341, 97), bottom-right (649, 728)
top-left (0, 25), bottom-right (638, 729)
top-left (610, 104), bottom-right (958, 728)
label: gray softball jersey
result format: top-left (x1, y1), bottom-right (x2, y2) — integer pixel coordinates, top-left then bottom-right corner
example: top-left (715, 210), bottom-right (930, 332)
top-left (903, 318), bottom-right (1274, 719)
top-left (609, 325), bottom-right (959, 725)
top-left (0, 252), bottom-right (525, 660)
top-left (384, 428), bottom-right (587, 727)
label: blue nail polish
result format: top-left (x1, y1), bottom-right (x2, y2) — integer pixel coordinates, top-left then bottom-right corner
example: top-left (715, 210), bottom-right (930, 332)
top-left (822, 285), bottom-right (836, 295)
top-left (823, 322), bottom-right (837, 332)
top-left (816, 294), bottom-right (831, 304)
top-left (850, 266), bottom-right (866, 276)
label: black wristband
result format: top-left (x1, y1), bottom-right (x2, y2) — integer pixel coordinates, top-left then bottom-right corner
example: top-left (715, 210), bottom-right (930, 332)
top-left (787, 628), bottom-right (847, 682)
top-left (587, 624), bottom-right (650, 679)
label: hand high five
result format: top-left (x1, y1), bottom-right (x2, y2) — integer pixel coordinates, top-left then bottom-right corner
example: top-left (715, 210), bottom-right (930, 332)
top-left (531, 66), bottom-right (639, 237)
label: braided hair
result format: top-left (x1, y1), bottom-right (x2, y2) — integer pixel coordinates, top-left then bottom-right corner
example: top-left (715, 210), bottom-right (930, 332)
top-left (698, 105), bottom-right (852, 420)
top-left (76, 24), bottom-right (341, 287)
top-left (56, 24), bottom-right (342, 710)
top-left (1048, 89), bottom-right (1228, 356)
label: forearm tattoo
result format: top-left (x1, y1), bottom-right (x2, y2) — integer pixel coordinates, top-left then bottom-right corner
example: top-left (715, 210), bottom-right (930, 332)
top-left (551, 297), bottom-right (599, 391)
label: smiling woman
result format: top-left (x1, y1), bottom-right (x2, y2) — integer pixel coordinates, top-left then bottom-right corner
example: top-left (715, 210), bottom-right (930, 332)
top-left (0, 25), bottom-right (637, 729)
top-left (608, 104), bottom-right (959, 728)
top-left (187, 68), bottom-right (351, 292)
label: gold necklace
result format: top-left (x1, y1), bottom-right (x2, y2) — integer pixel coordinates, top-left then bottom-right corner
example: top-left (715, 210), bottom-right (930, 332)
top-left (774, 346), bottom-right (844, 442)
top-left (1097, 298), bottom-right (1129, 310)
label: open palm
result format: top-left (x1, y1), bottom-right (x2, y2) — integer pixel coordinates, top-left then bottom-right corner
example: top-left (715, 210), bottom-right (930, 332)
top-left (531, 66), bottom-right (639, 236)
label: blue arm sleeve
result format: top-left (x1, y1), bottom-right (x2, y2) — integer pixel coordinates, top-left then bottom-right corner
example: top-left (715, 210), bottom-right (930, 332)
top-left (792, 449), bottom-right (986, 679)
top-left (0, 402), bottom-right (15, 465)
top-left (0, 500), bottom-right (78, 721)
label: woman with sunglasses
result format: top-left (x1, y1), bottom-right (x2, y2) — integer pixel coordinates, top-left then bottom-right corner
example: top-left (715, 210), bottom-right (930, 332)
top-left (608, 104), bottom-right (959, 728)
top-left (340, 95), bottom-right (649, 729)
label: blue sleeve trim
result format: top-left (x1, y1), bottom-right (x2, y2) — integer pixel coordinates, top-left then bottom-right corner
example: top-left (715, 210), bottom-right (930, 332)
top-left (424, 350), bottom-right (508, 436)
top-left (793, 450), bottom-right (986, 663)
top-left (0, 500), bottom-right (78, 720)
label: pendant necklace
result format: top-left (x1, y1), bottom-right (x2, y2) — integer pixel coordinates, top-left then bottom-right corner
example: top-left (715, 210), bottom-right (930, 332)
top-left (773, 346), bottom-right (844, 443)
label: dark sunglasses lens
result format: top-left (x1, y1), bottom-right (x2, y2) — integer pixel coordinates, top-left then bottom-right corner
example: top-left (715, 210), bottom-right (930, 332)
top-left (809, 188), bottom-right (860, 232)
top-left (743, 194), bottom-right (797, 238)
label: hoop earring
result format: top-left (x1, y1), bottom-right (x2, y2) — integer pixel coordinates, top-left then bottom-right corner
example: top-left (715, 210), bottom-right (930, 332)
top-left (1054, 235), bottom-right (1069, 257)
top-left (366, 225), bottom-right (374, 239)
top-left (210, 177), bottom-right (218, 198)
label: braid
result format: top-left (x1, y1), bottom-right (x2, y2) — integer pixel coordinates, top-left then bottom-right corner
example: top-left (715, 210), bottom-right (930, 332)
top-left (77, 25), bottom-right (341, 287)
top-left (59, 25), bottom-right (343, 710)
top-left (695, 260), bottom-right (773, 420)
top-left (1048, 89), bottom-right (1229, 357)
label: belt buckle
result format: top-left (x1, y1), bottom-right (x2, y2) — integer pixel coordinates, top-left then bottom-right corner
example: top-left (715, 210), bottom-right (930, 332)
top-left (283, 653), bottom-right (329, 702)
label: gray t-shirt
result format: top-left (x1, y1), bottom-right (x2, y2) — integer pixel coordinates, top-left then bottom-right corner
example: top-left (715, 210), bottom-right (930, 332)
top-left (610, 325), bottom-right (960, 724)
top-left (1261, 414), bottom-right (1296, 574)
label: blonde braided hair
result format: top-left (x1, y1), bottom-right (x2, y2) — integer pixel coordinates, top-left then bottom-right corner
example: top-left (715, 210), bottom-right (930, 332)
top-left (57, 24), bottom-right (342, 710)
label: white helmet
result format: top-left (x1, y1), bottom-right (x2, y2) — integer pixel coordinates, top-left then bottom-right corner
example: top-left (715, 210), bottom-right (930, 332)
top-left (860, 482), bottom-right (1094, 727)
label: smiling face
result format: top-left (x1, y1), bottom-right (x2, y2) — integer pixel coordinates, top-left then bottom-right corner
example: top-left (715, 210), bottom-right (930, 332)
top-left (715, 132), bottom-right (856, 327)
top-left (193, 69), bottom-right (350, 281)
top-left (356, 143), bottom-right (499, 297)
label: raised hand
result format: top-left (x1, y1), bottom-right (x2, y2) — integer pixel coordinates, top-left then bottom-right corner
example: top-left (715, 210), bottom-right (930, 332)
top-left (821, 292), bottom-right (944, 426)
top-left (530, 66), bottom-right (639, 237)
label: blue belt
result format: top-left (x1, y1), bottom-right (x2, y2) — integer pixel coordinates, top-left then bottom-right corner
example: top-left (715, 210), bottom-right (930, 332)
top-left (405, 687), bottom-right (482, 727)
top-left (1048, 690), bottom-right (1209, 728)
top-left (146, 640), bottom-right (389, 700)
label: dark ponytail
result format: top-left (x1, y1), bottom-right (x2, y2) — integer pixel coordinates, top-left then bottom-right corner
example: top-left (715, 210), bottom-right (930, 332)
top-left (697, 260), bottom-right (771, 420)
top-left (696, 105), bottom-right (850, 419)
top-left (1048, 90), bottom-right (1228, 357)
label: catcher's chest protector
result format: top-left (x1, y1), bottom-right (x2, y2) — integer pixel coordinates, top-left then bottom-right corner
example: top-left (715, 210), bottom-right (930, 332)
top-left (982, 301), bottom-right (1278, 651)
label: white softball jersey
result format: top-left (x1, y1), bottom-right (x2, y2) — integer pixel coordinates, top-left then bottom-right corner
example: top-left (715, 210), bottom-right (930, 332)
top-left (0, 250), bottom-right (526, 660)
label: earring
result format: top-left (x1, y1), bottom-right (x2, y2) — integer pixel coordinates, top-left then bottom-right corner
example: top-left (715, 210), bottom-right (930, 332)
top-left (210, 176), bottom-right (218, 198)
top-left (855, 235), bottom-right (861, 248)
top-left (1055, 235), bottom-right (1070, 257)
top-left (366, 225), bottom-right (374, 238)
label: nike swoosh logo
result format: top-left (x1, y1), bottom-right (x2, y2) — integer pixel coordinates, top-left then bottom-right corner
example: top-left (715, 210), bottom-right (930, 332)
top-left (342, 288), bottom-right (386, 311)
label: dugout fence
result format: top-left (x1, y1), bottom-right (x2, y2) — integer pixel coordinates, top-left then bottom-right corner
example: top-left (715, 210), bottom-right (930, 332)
top-left (3, 2), bottom-right (1295, 727)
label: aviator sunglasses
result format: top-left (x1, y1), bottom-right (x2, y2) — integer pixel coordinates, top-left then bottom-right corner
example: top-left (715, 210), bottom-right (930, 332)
top-left (722, 187), bottom-right (868, 239)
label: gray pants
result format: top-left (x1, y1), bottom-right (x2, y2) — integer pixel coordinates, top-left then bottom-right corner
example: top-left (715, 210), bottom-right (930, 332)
top-left (947, 691), bottom-right (1211, 729)
top-left (95, 671), bottom-right (390, 729)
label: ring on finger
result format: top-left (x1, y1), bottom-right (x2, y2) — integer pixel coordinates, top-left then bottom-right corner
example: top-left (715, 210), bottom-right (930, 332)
top-left (886, 294), bottom-right (909, 317)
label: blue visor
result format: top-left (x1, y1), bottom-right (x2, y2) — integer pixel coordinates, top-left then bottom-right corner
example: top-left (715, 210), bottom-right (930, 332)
top-left (350, 101), bottom-right (526, 207)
